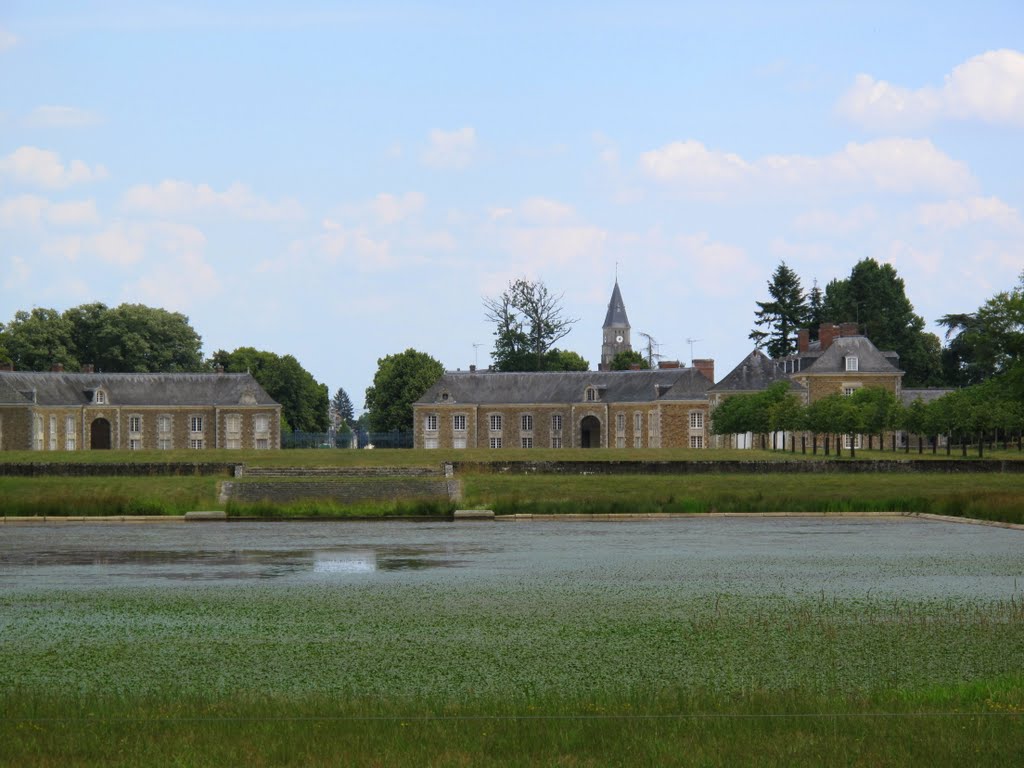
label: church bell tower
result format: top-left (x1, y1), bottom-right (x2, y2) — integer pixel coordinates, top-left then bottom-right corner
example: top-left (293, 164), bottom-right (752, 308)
top-left (600, 280), bottom-right (632, 370)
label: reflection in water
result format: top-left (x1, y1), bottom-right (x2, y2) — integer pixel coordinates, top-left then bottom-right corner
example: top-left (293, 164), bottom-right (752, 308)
top-left (314, 553), bottom-right (376, 573)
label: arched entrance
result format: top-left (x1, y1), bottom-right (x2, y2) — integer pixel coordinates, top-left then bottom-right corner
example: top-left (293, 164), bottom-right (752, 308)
top-left (580, 415), bottom-right (601, 448)
top-left (90, 418), bottom-right (112, 450)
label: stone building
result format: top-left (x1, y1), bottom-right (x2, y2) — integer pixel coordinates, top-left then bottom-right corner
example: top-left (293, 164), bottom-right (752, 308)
top-left (0, 366), bottom-right (281, 451)
top-left (413, 367), bottom-right (714, 450)
top-left (413, 280), bottom-right (716, 450)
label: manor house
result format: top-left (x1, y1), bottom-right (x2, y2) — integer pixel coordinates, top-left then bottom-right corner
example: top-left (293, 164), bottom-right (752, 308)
top-left (413, 281), bottom-right (907, 451)
top-left (0, 365), bottom-right (281, 451)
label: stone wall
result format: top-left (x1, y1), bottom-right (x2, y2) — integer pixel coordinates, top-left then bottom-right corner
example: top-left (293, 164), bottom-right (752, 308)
top-left (0, 462), bottom-right (239, 476)
top-left (227, 478), bottom-right (450, 504)
top-left (453, 459), bottom-right (1024, 475)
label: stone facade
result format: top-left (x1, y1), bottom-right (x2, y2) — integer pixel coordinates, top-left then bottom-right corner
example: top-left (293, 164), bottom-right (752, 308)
top-left (413, 370), bottom-right (712, 450)
top-left (0, 370), bottom-right (281, 452)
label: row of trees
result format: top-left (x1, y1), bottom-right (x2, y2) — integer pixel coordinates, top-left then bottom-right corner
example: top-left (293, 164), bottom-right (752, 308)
top-left (0, 303), bottom-right (330, 434)
top-left (712, 380), bottom-right (1023, 456)
top-left (750, 258), bottom-right (942, 386)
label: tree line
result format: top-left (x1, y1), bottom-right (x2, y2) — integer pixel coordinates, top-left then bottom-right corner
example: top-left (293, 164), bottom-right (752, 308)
top-left (0, 303), bottom-right (329, 433)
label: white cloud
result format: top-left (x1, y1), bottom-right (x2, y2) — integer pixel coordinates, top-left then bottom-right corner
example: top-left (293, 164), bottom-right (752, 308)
top-left (122, 179), bottom-right (304, 221)
top-left (90, 223), bottom-right (147, 266)
top-left (916, 196), bottom-right (1021, 231)
top-left (0, 146), bottom-right (108, 189)
top-left (519, 197), bottom-right (575, 224)
top-left (2, 255), bottom-right (30, 291)
top-left (639, 138), bottom-right (974, 198)
top-left (26, 106), bottom-right (102, 127)
top-left (338, 191), bottom-right (425, 225)
top-left (0, 26), bottom-right (16, 52)
top-left (793, 205), bottom-right (878, 235)
top-left (47, 199), bottom-right (99, 227)
top-left (0, 195), bottom-right (99, 228)
top-left (0, 194), bottom-right (49, 227)
top-left (422, 126), bottom-right (477, 170)
top-left (275, 220), bottom-right (399, 273)
top-left (677, 233), bottom-right (755, 298)
top-left (838, 49), bottom-right (1024, 129)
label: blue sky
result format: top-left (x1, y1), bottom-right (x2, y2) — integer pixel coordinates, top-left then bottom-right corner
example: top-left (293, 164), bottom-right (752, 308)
top-left (2, 1), bottom-right (1023, 411)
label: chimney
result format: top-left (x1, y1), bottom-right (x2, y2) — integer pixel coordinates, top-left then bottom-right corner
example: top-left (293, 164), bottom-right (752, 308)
top-left (81, 363), bottom-right (94, 374)
top-left (215, 364), bottom-right (225, 374)
top-left (629, 363), bottom-right (641, 370)
top-left (797, 329), bottom-right (809, 354)
top-left (0, 361), bottom-right (12, 372)
top-left (840, 322), bottom-right (859, 338)
top-left (819, 323), bottom-right (838, 351)
top-left (51, 363), bottom-right (64, 372)
top-left (658, 360), bottom-right (681, 369)
top-left (469, 364), bottom-right (476, 372)
top-left (693, 358), bottom-right (715, 383)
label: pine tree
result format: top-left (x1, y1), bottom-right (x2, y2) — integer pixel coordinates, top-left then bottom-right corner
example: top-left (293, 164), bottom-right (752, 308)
top-left (332, 387), bottom-right (354, 426)
top-left (749, 262), bottom-right (807, 358)
top-left (806, 279), bottom-right (824, 339)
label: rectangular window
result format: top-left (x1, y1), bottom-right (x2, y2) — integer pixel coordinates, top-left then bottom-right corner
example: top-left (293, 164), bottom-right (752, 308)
top-left (158, 415), bottom-right (172, 433)
top-left (551, 436), bottom-right (562, 449)
top-left (453, 414), bottom-right (466, 432)
top-left (129, 415), bottom-right (141, 433)
top-left (189, 438), bottom-right (204, 449)
top-left (129, 439), bottom-right (141, 451)
top-left (586, 388), bottom-right (597, 402)
top-left (425, 414), bottom-right (438, 432)
top-left (846, 356), bottom-right (859, 372)
top-left (843, 387), bottom-right (856, 397)
top-left (521, 437), bottom-right (533, 448)
top-left (634, 412), bottom-right (642, 431)
top-left (616, 413), bottom-right (625, 433)
top-left (648, 410), bottom-right (660, 448)
top-left (690, 435), bottom-right (704, 449)
top-left (34, 415), bottom-right (43, 450)
top-left (616, 436), bottom-right (625, 448)
top-left (453, 437), bottom-right (467, 449)
top-left (424, 437), bottom-right (439, 449)
top-left (551, 414), bottom-right (562, 431)
top-left (226, 414), bottom-right (241, 433)
top-left (690, 411), bottom-right (704, 430)
top-left (226, 438), bottom-right (242, 450)
top-left (255, 438), bottom-right (270, 450)
top-left (521, 414), bottom-right (533, 432)
top-left (489, 414), bottom-right (502, 431)
top-left (158, 438), bottom-right (173, 450)
top-left (634, 434), bottom-right (643, 448)
top-left (190, 416), bottom-right (204, 433)
top-left (65, 416), bottom-right (76, 450)
top-left (489, 437), bottom-right (502, 449)
top-left (255, 414), bottom-right (270, 433)
top-left (49, 416), bottom-right (57, 451)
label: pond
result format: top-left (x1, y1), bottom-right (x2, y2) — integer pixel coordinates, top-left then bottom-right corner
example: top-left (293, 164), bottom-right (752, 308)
top-left (2, 516), bottom-right (1021, 599)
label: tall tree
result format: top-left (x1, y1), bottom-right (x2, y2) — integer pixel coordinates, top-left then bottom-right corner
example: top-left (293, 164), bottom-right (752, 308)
top-left (210, 347), bottom-right (329, 433)
top-left (749, 262), bottom-right (807, 358)
top-left (364, 348), bottom-right (444, 432)
top-left (484, 278), bottom-right (578, 371)
top-left (610, 350), bottom-right (650, 370)
top-left (86, 304), bottom-right (203, 372)
top-left (331, 386), bottom-right (355, 425)
top-left (806, 279), bottom-right (825, 339)
top-left (938, 273), bottom-right (1024, 386)
top-left (2, 308), bottom-right (78, 371)
top-left (822, 258), bottom-right (941, 386)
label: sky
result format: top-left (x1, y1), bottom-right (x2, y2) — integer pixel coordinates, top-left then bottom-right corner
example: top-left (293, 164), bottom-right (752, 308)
top-left (2, 1), bottom-right (1023, 413)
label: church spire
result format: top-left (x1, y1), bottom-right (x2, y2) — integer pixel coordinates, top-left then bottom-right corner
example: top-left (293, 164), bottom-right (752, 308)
top-left (603, 280), bottom-right (630, 329)
top-left (600, 280), bottom-right (632, 369)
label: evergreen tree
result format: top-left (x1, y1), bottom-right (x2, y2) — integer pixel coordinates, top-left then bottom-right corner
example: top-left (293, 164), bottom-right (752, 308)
top-left (806, 279), bottom-right (825, 339)
top-left (748, 262), bottom-right (807, 358)
top-left (331, 387), bottom-right (355, 425)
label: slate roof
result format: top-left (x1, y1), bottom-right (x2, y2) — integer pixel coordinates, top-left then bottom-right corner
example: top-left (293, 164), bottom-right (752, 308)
top-left (602, 281), bottom-right (630, 328)
top-left (799, 336), bottom-right (903, 375)
top-left (708, 350), bottom-right (805, 394)
top-left (418, 369), bottom-right (711, 406)
top-left (902, 388), bottom-right (955, 407)
top-left (0, 371), bottom-right (279, 407)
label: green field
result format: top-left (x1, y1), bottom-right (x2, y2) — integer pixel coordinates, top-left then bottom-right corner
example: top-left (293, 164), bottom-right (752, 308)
top-left (3, 581), bottom-right (1023, 766)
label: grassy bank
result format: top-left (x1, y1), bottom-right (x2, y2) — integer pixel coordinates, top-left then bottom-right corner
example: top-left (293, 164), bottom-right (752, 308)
top-left (0, 476), bottom-right (219, 516)
top-left (459, 472), bottom-right (1024, 524)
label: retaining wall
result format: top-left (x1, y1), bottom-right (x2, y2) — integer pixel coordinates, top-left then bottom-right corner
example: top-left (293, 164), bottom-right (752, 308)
top-left (0, 462), bottom-right (240, 477)
top-left (453, 459), bottom-right (1024, 475)
top-left (226, 478), bottom-right (450, 504)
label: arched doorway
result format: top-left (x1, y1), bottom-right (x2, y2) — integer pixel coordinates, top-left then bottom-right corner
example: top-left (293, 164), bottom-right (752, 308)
top-left (90, 418), bottom-right (112, 450)
top-left (580, 415), bottom-right (601, 448)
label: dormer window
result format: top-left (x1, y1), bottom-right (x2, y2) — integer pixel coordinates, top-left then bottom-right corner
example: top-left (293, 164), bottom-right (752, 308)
top-left (585, 387), bottom-right (598, 402)
top-left (440, 391), bottom-right (450, 402)
top-left (845, 356), bottom-right (859, 372)
top-left (94, 390), bottom-right (107, 405)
